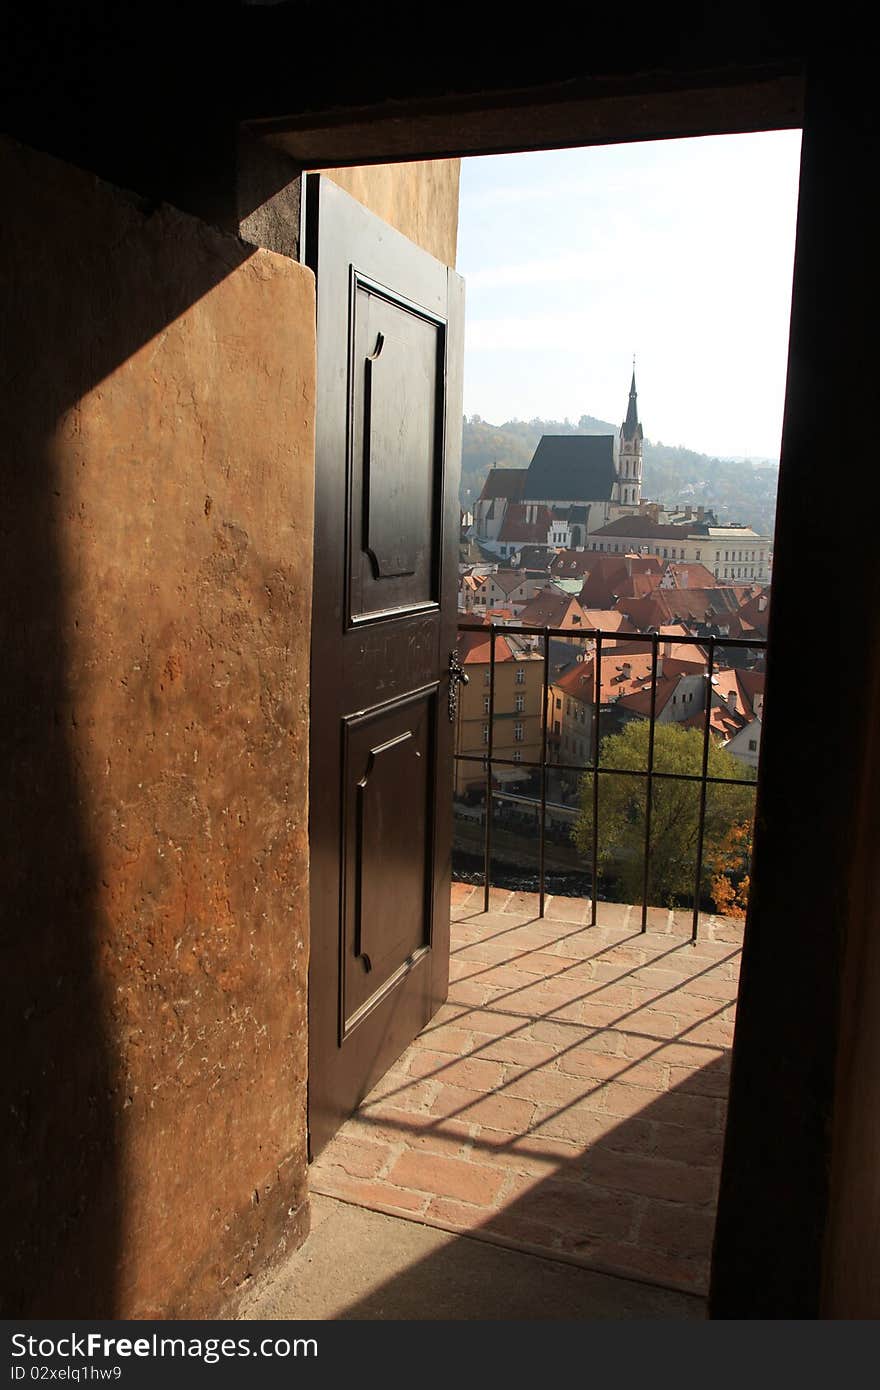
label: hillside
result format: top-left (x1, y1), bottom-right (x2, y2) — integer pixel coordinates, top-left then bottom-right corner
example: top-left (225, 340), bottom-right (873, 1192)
top-left (461, 415), bottom-right (778, 538)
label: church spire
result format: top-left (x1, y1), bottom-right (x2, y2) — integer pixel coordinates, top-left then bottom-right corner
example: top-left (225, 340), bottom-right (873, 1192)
top-left (623, 362), bottom-right (640, 440)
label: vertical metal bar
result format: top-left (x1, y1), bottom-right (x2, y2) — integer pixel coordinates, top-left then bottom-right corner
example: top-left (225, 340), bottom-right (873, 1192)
top-left (591, 634), bottom-right (602, 927)
top-left (691, 636), bottom-right (717, 943)
top-left (538, 627), bottom-right (550, 918)
top-left (483, 623), bottom-right (497, 914)
top-left (640, 636), bottom-right (660, 932)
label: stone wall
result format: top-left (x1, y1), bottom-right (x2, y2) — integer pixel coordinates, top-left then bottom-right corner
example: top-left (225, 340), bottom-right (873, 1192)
top-left (0, 138), bottom-right (316, 1317)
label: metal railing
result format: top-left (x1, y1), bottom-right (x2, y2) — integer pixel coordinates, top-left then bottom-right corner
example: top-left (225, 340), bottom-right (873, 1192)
top-left (454, 620), bottom-right (767, 942)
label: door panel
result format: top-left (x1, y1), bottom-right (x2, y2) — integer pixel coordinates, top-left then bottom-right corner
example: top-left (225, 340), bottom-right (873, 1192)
top-left (306, 175), bottom-right (464, 1157)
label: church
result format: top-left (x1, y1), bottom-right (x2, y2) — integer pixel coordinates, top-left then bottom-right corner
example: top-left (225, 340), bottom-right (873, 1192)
top-left (472, 370), bottom-right (646, 559)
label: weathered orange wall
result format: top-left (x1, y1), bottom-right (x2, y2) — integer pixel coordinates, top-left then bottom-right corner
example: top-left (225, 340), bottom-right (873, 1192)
top-left (321, 159), bottom-right (461, 265)
top-left (1, 138), bottom-right (315, 1317)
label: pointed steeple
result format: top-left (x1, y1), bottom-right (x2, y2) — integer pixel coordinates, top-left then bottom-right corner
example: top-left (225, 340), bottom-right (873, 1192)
top-left (623, 363), bottom-right (641, 441)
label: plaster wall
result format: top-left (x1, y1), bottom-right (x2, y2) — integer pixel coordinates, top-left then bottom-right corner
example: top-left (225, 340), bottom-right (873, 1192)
top-left (1, 138), bottom-right (316, 1317)
top-left (321, 159), bottom-right (461, 266)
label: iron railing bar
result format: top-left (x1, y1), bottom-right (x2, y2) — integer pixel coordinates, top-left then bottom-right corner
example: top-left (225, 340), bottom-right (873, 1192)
top-left (591, 634), bottom-right (602, 927)
top-left (483, 623), bottom-right (498, 913)
top-left (457, 619), bottom-right (766, 653)
top-left (454, 753), bottom-right (756, 789)
top-left (640, 642), bottom-right (660, 932)
top-left (691, 636), bottom-right (716, 944)
top-left (538, 627), bottom-right (550, 918)
top-left (454, 619), bottom-right (764, 930)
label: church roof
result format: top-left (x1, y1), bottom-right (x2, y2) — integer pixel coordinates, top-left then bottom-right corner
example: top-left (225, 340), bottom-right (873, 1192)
top-left (522, 435), bottom-right (617, 503)
top-left (478, 467), bottom-right (527, 501)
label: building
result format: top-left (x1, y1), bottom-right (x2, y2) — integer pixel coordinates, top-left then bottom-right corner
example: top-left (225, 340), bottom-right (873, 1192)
top-left (588, 515), bottom-right (772, 582)
top-left (454, 628), bottom-right (544, 796)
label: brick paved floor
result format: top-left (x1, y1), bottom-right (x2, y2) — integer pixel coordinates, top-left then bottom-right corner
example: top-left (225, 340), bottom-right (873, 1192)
top-left (308, 885), bottom-right (744, 1296)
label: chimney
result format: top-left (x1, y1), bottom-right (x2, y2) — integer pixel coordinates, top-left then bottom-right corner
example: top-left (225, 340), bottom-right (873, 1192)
top-left (758, 594), bottom-right (768, 612)
top-left (726, 689), bottom-right (738, 711)
top-left (622, 661), bottom-right (632, 680)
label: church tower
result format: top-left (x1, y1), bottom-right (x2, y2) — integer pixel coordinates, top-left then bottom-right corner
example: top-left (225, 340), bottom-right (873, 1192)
top-left (617, 366), bottom-right (643, 507)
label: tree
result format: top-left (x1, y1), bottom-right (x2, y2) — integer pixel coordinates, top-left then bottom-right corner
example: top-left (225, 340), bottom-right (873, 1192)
top-left (572, 720), bottom-right (756, 909)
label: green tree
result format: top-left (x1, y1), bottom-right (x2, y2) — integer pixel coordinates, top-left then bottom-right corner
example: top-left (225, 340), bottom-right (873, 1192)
top-left (572, 720), bottom-right (756, 909)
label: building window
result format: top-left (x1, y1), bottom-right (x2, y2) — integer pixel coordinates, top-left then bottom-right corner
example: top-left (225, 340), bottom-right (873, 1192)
top-left (483, 695), bottom-right (491, 714)
top-left (748, 739), bottom-right (758, 751)
top-left (483, 670), bottom-right (490, 685)
top-left (513, 750), bottom-right (522, 762)
top-left (482, 724), bottom-right (489, 744)
top-left (553, 720), bottom-right (560, 735)
top-left (515, 694), bottom-right (525, 713)
top-left (515, 667), bottom-right (525, 684)
top-left (555, 696), bottom-right (561, 709)
top-left (715, 552), bottom-right (720, 562)
top-left (514, 722), bottom-right (524, 742)
top-left (714, 567), bottom-right (719, 577)
top-left (696, 550), bottom-right (701, 559)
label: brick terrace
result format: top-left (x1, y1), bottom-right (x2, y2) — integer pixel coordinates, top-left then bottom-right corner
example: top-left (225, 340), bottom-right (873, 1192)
top-left (308, 884), bottom-right (744, 1296)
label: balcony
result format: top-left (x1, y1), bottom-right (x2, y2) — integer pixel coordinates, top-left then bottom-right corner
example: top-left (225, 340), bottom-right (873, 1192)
top-left (289, 622), bottom-right (761, 1312)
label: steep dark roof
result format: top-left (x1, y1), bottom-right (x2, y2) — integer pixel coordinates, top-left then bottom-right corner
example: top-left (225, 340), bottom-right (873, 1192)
top-left (523, 435), bottom-right (617, 503)
top-left (479, 467), bottom-right (527, 501)
top-left (622, 369), bottom-right (643, 442)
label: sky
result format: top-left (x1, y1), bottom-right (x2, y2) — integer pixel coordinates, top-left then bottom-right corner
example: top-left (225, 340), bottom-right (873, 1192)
top-left (457, 130), bottom-right (802, 461)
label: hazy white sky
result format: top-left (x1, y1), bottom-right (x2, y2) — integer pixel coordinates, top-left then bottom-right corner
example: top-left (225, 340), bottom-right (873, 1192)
top-left (458, 131), bottom-right (802, 460)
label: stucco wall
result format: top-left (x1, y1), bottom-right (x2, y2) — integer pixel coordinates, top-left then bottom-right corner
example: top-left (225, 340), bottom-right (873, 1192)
top-left (321, 159), bottom-right (461, 266)
top-left (1, 138), bottom-right (315, 1317)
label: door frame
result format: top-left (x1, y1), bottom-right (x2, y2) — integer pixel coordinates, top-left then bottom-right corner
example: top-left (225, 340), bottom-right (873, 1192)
top-left (257, 51), bottom-right (874, 1316)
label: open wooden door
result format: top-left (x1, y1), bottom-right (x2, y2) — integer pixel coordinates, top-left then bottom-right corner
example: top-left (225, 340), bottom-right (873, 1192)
top-left (305, 174), bottom-right (464, 1158)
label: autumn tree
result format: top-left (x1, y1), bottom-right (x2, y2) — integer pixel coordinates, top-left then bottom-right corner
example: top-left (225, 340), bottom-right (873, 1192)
top-left (572, 720), bottom-right (756, 909)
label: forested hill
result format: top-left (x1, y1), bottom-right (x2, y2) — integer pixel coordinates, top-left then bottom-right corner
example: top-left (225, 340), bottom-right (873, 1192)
top-left (461, 415), bottom-right (779, 538)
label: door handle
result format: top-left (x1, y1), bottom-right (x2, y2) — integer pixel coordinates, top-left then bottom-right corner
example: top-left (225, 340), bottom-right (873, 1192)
top-left (448, 649), bottom-right (469, 722)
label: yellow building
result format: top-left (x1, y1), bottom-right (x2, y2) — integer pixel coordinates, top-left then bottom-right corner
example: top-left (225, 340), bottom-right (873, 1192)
top-left (454, 629), bottom-right (544, 795)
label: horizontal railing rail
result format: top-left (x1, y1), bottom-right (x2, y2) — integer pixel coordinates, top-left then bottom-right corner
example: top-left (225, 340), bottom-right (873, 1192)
top-left (454, 619), bottom-right (768, 942)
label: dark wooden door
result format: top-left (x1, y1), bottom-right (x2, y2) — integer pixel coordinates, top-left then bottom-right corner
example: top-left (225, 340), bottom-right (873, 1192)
top-left (305, 174), bottom-right (464, 1158)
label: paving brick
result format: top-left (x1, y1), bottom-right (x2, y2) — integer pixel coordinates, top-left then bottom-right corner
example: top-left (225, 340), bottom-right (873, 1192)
top-left (310, 1134), bottom-right (393, 1181)
top-left (406, 1049), bottom-right (507, 1093)
top-left (637, 1199), bottom-right (718, 1256)
top-left (582, 1240), bottom-right (709, 1294)
top-left (450, 1007), bottom-right (532, 1037)
top-left (309, 1170), bottom-right (430, 1216)
top-left (531, 1103), bottom-right (651, 1149)
top-left (410, 1024), bottom-right (475, 1055)
top-left (359, 1071), bottom-right (437, 1112)
top-left (530, 1017), bottom-right (621, 1055)
top-left (502, 1066), bottom-right (599, 1108)
top-left (388, 1150), bottom-right (507, 1206)
top-left (450, 881), bottom-right (477, 906)
top-left (426, 1195), bottom-right (498, 1227)
top-left (493, 1175), bottom-right (638, 1243)
top-left (667, 1062), bottom-right (732, 1098)
top-left (470, 1033), bottom-right (559, 1068)
top-left (543, 896), bottom-right (589, 923)
top-left (506, 891), bottom-right (542, 918)
top-left (651, 1122), bottom-right (725, 1166)
top-left (448, 979), bottom-right (496, 1007)
top-left (580, 1149), bottom-right (718, 1205)
top-left (347, 1105), bottom-right (472, 1156)
top-left (429, 1083), bottom-right (537, 1133)
top-left (556, 1047), bottom-right (668, 1092)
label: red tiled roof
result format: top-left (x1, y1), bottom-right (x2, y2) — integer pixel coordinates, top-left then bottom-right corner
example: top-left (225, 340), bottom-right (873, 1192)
top-left (457, 629), bottom-right (516, 665)
top-left (498, 503), bottom-right (553, 543)
top-left (478, 468), bottom-right (527, 502)
top-left (517, 589), bottom-right (589, 629)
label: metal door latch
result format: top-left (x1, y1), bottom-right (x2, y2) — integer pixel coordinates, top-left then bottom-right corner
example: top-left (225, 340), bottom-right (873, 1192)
top-left (448, 649), bottom-right (469, 722)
